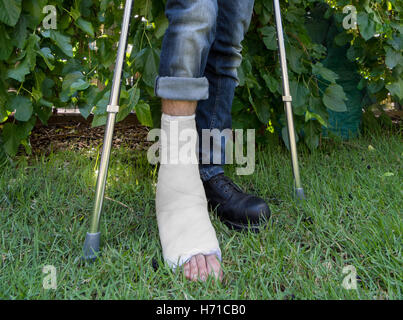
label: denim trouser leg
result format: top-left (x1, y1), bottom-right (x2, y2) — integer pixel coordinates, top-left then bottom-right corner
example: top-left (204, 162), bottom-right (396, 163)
top-left (197, 0), bottom-right (255, 181)
top-left (155, 0), bottom-right (218, 100)
top-left (156, 0), bottom-right (255, 181)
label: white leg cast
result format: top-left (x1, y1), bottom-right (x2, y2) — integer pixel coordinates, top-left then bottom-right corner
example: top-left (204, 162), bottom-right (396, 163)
top-left (156, 113), bottom-right (221, 269)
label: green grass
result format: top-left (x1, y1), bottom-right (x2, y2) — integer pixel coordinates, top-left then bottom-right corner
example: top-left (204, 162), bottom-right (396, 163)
top-left (0, 132), bottom-right (402, 300)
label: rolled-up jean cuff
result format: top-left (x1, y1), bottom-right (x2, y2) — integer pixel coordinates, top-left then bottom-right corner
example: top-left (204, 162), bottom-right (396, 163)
top-left (154, 76), bottom-right (209, 101)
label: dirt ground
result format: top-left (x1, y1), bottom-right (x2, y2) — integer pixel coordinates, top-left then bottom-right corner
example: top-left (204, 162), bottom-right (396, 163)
top-left (29, 114), bottom-right (152, 156)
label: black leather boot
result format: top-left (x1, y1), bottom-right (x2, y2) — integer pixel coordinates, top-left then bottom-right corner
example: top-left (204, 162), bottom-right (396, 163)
top-left (203, 174), bottom-right (271, 231)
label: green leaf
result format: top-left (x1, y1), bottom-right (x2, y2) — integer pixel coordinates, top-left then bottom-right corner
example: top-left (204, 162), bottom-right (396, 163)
top-left (79, 85), bottom-right (101, 119)
top-left (367, 79), bottom-right (384, 94)
top-left (25, 34), bottom-right (39, 71)
top-left (70, 79), bottom-right (90, 92)
top-left (0, 102), bottom-right (10, 123)
top-left (93, 91), bottom-right (110, 115)
top-left (386, 78), bottom-right (403, 101)
top-left (260, 26), bottom-right (278, 50)
top-left (12, 13), bottom-right (28, 48)
top-left (8, 95), bottom-right (33, 121)
top-left (116, 104), bottom-right (131, 123)
top-left (41, 78), bottom-right (55, 98)
top-left (0, 0), bottom-right (22, 27)
top-left (0, 25), bottom-right (13, 60)
top-left (1, 116), bottom-right (35, 156)
top-left (37, 47), bottom-right (55, 70)
top-left (75, 18), bottom-right (95, 37)
top-left (322, 84), bottom-right (348, 112)
top-left (128, 87), bottom-right (140, 110)
top-left (262, 73), bottom-right (280, 94)
top-left (143, 48), bottom-right (160, 88)
top-left (18, 115), bottom-right (36, 137)
top-left (304, 120), bottom-right (320, 151)
top-left (78, 102), bottom-right (93, 119)
top-left (70, 7), bottom-right (81, 20)
top-left (61, 72), bottom-right (89, 102)
top-left (91, 113), bottom-right (107, 128)
top-left (135, 101), bottom-right (153, 127)
top-left (232, 97), bottom-right (244, 114)
top-left (34, 104), bottom-right (52, 125)
top-left (305, 110), bottom-right (327, 128)
top-left (387, 33), bottom-right (403, 51)
top-left (2, 123), bottom-right (20, 156)
top-left (290, 80), bottom-right (309, 115)
top-left (309, 96), bottom-right (328, 127)
top-left (312, 62), bottom-right (339, 84)
top-left (155, 14), bottom-right (169, 39)
top-left (31, 87), bottom-right (42, 102)
top-left (48, 30), bottom-right (73, 57)
top-left (133, 0), bottom-right (153, 20)
top-left (254, 100), bottom-right (271, 124)
top-left (334, 32), bottom-right (353, 46)
top-left (237, 59), bottom-right (252, 87)
top-left (385, 46), bottom-right (402, 69)
top-left (97, 38), bottom-right (115, 68)
top-left (38, 98), bottom-right (53, 108)
top-left (357, 12), bottom-right (376, 41)
top-left (7, 58), bottom-right (30, 82)
top-left (100, 0), bottom-right (109, 11)
top-left (22, 0), bottom-right (47, 26)
top-left (287, 7), bottom-right (305, 23)
top-left (288, 48), bottom-right (305, 74)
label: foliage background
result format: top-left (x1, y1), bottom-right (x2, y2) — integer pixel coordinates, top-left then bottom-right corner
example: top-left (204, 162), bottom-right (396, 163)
top-left (0, 0), bottom-right (401, 157)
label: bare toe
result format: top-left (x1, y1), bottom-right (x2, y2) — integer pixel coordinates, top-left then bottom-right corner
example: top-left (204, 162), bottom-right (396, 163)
top-left (206, 254), bottom-right (223, 282)
top-left (189, 256), bottom-right (198, 281)
top-left (195, 254), bottom-right (208, 281)
top-left (183, 261), bottom-right (191, 280)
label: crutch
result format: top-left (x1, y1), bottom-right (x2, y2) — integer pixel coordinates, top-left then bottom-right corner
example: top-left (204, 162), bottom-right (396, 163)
top-left (273, 0), bottom-right (306, 200)
top-left (82, 0), bottom-right (134, 260)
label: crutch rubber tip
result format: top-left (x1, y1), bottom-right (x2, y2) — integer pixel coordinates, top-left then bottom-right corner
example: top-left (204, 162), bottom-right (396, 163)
top-left (82, 232), bottom-right (101, 262)
top-left (295, 188), bottom-right (306, 200)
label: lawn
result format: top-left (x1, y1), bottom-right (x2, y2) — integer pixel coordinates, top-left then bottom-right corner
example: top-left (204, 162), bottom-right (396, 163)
top-left (0, 131), bottom-right (402, 299)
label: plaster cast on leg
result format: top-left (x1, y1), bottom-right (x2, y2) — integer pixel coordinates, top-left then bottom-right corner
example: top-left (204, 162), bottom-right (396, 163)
top-left (156, 113), bottom-right (221, 269)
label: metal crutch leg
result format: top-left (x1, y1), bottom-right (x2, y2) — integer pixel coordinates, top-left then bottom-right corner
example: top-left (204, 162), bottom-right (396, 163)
top-left (273, 0), bottom-right (306, 200)
top-left (82, 0), bottom-right (134, 261)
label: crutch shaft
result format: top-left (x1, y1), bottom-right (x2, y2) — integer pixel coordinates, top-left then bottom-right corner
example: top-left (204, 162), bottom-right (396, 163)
top-left (284, 101), bottom-right (302, 189)
top-left (90, 112), bottom-right (117, 233)
top-left (273, 0), bottom-right (305, 199)
top-left (83, 0), bottom-right (134, 260)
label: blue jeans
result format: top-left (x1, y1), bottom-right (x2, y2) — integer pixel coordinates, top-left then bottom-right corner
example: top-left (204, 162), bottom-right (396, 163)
top-left (155, 0), bottom-right (255, 181)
